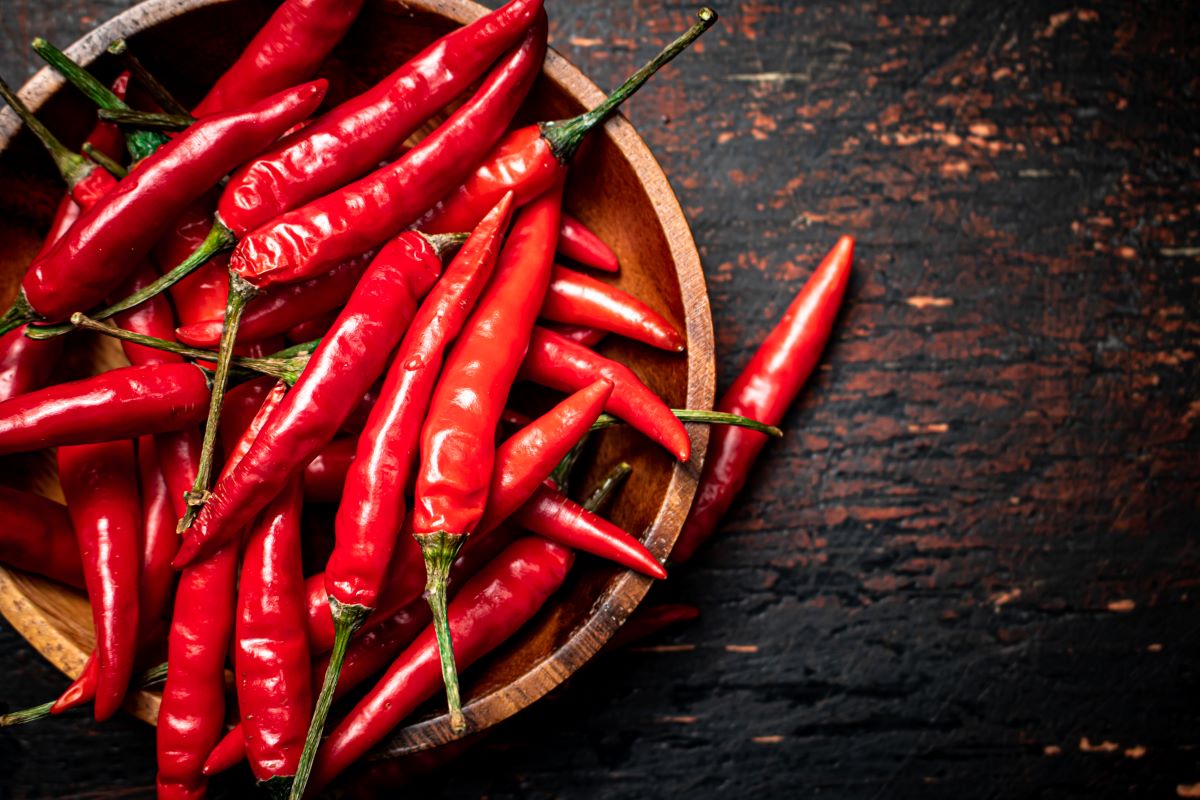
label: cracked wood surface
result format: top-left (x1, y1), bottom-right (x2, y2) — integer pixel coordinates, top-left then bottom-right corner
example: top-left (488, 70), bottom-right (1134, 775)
top-left (2, 1), bottom-right (1198, 797)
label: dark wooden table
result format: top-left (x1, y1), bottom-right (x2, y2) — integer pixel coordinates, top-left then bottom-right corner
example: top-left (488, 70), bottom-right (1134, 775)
top-left (3, 1), bottom-right (1198, 797)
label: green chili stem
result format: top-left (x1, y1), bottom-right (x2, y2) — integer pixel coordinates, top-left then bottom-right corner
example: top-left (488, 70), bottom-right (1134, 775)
top-left (0, 297), bottom-right (32, 337)
top-left (0, 75), bottom-right (91, 187)
top-left (540, 8), bottom-right (717, 162)
top-left (583, 462), bottom-right (633, 514)
top-left (417, 531), bottom-right (468, 734)
top-left (81, 143), bottom-right (127, 177)
top-left (590, 410), bottom-right (782, 438)
top-left (0, 661), bottom-right (167, 727)
top-left (107, 40), bottom-right (193, 119)
top-left (97, 108), bottom-right (192, 130)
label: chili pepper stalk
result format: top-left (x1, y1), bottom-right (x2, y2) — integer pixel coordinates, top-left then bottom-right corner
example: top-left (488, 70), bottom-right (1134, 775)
top-left (0, 77), bottom-right (98, 190)
top-left (98, 107), bottom-right (193, 130)
top-left (81, 143), bottom-right (127, 177)
top-left (106, 39), bottom-right (193, 118)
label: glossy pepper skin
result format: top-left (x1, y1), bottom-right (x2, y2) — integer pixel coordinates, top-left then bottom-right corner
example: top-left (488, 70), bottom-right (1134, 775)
top-left (308, 537), bottom-right (573, 792)
top-left (57, 440), bottom-right (141, 721)
top-left (521, 326), bottom-right (691, 461)
top-left (230, 16), bottom-right (546, 288)
top-left (218, 0), bottom-right (542, 237)
top-left (541, 263), bottom-right (685, 351)
top-left (20, 81), bottom-right (327, 323)
top-left (673, 236), bottom-right (854, 563)
top-left (152, 195), bottom-right (232, 326)
top-left (0, 486), bottom-right (84, 588)
top-left (0, 362), bottom-right (209, 456)
top-left (113, 266), bottom-right (182, 366)
top-left (176, 233), bottom-right (446, 568)
top-left (235, 478), bottom-right (311, 788)
top-left (156, 379), bottom-right (285, 800)
top-left (191, 0), bottom-right (363, 117)
top-left (557, 213), bottom-right (619, 272)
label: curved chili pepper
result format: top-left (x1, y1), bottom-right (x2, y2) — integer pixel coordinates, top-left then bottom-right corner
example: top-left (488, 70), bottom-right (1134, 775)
top-left (0, 362), bottom-right (209, 455)
top-left (542, 263), bottom-right (685, 351)
top-left (57, 440), bottom-right (140, 721)
top-left (6, 80), bottom-right (326, 330)
top-left (218, 0), bottom-right (541, 237)
top-left (308, 537), bottom-right (573, 792)
top-left (520, 325), bottom-right (690, 460)
top-left (541, 323), bottom-right (606, 349)
top-left (673, 236), bottom-right (853, 563)
top-left (191, 0), bottom-right (363, 117)
top-left (0, 486), bottom-right (84, 588)
top-left (175, 232), bottom-right (450, 567)
top-left (416, 8), bottom-right (716, 235)
top-left (156, 379), bottom-right (285, 800)
top-left (230, 16), bottom-right (545, 288)
top-left (558, 213), bottom-right (619, 272)
top-left (303, 436), bottom-right (357, 503)
top-left (235, 477), bottom-right (311, 793)
top-left (413, 180), bottom-right (563, 730)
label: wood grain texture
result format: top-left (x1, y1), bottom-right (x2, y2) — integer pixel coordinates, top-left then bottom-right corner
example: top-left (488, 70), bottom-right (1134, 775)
top-left (2, 0), bottom-right (1199, 798)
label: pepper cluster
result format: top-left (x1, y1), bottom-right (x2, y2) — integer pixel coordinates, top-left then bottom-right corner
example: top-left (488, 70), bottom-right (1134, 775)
top-left (0, 1), bottom-right (854, 797)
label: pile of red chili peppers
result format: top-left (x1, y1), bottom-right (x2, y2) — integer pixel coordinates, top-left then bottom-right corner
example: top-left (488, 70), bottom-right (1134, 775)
top-left (0, 1), bottom-right (856, 797)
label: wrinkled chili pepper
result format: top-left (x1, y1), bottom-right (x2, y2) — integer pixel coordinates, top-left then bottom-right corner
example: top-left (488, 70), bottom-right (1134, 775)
top-left (558, 213), bottom-right (619, 272)
top-left (0, 486), bottom-right (84, 588)
top-left (413, 180), bottom-right (564, 730)
top-left (416, 8), bottom-right (716, 235)
top-left (175, 231), bottom-right (455, 566)
top-left (235, 477), bottom-right (311, 793)
top-left (0, 363), bottom-right (210, 455)
top-left (673, 236), bottom-right (854, 563)
top-left (521, 326), bottom-right (690, 460)
top-left (156, 378), bottom-right (285, 800)
top-left (542, 263), bottom-right (685, 351)
top-left (57, 440), bottom-right (141, 721)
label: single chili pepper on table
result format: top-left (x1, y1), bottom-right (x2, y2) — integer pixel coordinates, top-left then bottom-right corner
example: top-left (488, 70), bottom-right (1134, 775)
top-left (0, 486), bottom-right (84, 589)
top-left (156, 378), bottom-right (286, 800)
top-left (558, 212), bottom-right (619, 272)
top-left (416, 8), bottom-right (716, 235)
top-left (541, 263), bottom-right (685, 351)
top-left (413, 179), bottom-right (565, 730)
top-left (673, 236), bottom-right (854, 563)
top-left (175, 230), bottom-right (456, 562)
top-left (57, 440), bottom-right (141, 722)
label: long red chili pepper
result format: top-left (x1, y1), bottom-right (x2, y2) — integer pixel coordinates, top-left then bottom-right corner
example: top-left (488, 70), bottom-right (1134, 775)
top-left (558, 213), bottom-right (619, 272)
top-left (2, 80), bottom-right (326, 332)
top-left (235, 477), bottom-right (311, 794)
top-left (175, 231), bottom-right (453, 565)
top-left (218, 0), bottom-right (541, 237)
top-left (0, 363), bottom-right (210, 455)
top-left (0, 486), bottom-right (84, 589)
top-left (673, 236), bottom-right (854, 563)
top-left (521, 326), bottom-right (690, 460)
top-left (413, 180), bottom-right (564, 729)
top-left (152, 195), bottom-right (232, 326)
top-left (307, 537), bottom-right (573, 792)
top-left (191, 0), bottom-right (363, 117)
top-left (541, 263), bottom-right (685, 351)
top-left (416, 8), bottom-right (716, 235)
top-left (156, 379), bottom-right (285, 800)
top-left (57, 440), bottom-right (141, 721)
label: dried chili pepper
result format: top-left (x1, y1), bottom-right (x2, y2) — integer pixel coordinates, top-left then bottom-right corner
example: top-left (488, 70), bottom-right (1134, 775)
top-left (673, 236), bottom-right (853, 563)
top-left (417, 8), bottom-right (716, 235)
top-left (558, 213), bottom-right (619, 272)
top-left (541, 263), bottom-right (685, 351)
top-left (57, 440), bottom-right (141, 721)
top-left (0, 486), bottom-right (84, 589)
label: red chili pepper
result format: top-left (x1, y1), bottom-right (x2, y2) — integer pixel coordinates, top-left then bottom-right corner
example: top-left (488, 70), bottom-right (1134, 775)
top-left (0, 486), bottom-right (84, 588)
top-left (191, 0), bottom-right (364, 117)
top-left (558, 213), bottom-right (619, 272)
top-left (541, 263), bottom-right (685, 351)
top-left (152, 195), bottom-right (232, 325)
top-left (520, 326), bottom-right (690, 460)
top-left (155, 427), bottom-right (202, 519)
top-left (604, 603), bottom-right (700, 651)
top-left (285, 310), bottom-right (338, 344)
top-left (229, 18), bottom-right (545, 288)
top-left (112, 266), bottom-right (181, 366)
top-left (235, 477), bottom-right (311, 791)
top-left (412, 182), bottom-right (563, 729)
top-left (673, 236), bottom-right (853, 563)
top-left (156, 379), bottom-right (285, 800)
top-left (57, 440), bottom-right (141, 721)
top-left (175, 232), bottom-right (451, 567)
top-left (416, 9), bottom-right (715, 236)
top-left (0, 363), bottom-right (210, 455)
top-left (173, 251), bottom-right (373, 347)
top-left (5, 80), bottom-right (326, 329)
top-left (541, 322), bottom-right (607, 348)
top-left (307, 537), bottom-right (573, 793)
top-left (302, 436), bottom-right (357, 503)
top-left (217, 0), bottom-right (541, 237)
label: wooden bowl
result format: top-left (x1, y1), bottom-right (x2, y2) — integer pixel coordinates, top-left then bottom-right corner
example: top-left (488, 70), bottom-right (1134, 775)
top-left (0, 0), bottom-right (714, 762)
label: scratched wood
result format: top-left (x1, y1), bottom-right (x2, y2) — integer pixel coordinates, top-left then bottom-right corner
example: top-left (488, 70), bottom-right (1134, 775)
top-left (2, 1), bottom-right (1199, 798)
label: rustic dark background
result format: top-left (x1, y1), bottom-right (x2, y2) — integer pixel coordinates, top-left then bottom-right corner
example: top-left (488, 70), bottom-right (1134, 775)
top-left (2, 0), bottom-right (1199, 798)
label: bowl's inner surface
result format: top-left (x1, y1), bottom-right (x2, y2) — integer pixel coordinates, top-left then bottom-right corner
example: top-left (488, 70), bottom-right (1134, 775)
top-left (0, 0), bottom-right (710, 749)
